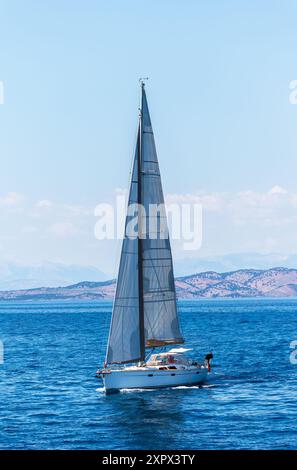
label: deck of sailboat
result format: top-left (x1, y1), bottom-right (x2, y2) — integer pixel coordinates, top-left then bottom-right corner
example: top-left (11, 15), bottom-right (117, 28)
top-left (105, 364), bottom-right (206, 373)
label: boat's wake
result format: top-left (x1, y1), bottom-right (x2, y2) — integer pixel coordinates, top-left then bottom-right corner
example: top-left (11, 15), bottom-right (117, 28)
top-left (96, 384), bottom-right (215, 394)
top-left (173, 384), bottom-right (215, 390)
top-left (120, 388), bottom-right (158, 393)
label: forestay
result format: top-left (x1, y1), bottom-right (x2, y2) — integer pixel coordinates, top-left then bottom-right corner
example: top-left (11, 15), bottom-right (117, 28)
top-left (105, 84), bottom-right (183, 366)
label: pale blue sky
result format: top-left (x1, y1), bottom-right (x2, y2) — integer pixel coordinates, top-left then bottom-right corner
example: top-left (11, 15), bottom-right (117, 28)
top-left (0, 1), bottom-right (297, 276)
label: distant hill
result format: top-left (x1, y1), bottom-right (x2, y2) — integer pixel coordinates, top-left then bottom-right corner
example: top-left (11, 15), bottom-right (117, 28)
top-left (1, 267), bottom-right (297, 301)
top-left (175, 267), bottom-right (297, 298)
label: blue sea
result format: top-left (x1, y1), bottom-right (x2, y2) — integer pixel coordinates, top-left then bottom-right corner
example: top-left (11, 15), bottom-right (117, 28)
top-left (0, 298), bottom-right (297, 450)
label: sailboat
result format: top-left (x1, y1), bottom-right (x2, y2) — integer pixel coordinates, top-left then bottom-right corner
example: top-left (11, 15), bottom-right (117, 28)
top-left (97, 81), bottom-right (212, 393)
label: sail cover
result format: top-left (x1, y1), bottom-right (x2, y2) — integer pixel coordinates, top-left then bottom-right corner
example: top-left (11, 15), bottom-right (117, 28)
top-left (105, 85), bottom-right (183, 365)
top-left (105, 131), bottom-right (142, 365)
top-left (140, 88), bottom-right (184, 348)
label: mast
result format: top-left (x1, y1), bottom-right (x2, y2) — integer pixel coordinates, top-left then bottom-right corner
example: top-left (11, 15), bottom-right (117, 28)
top-left (105, 80), bottom-right (184, 367)
top-left (138, 80), bottom-right (146, 363)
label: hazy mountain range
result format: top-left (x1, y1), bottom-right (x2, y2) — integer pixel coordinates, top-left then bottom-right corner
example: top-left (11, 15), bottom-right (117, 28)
top-left (1, 253), bottom-right (297, 291)
top-left (1, 267), bottom-right (297, 301)
top-left (0, 262), bottom-right (107, 290)
top-left (174, 253), bottom-right (297, 276)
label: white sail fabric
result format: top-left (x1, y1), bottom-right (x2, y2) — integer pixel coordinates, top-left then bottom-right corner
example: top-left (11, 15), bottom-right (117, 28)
top-left (105, 132), bottom-right (142, 365)
top-left (105, 86), bottom-right (183, 366)
top-left (140, 89), bottom-right (184, 347)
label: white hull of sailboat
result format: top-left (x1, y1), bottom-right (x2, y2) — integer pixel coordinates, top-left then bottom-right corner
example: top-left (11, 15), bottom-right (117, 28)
top-left (103, 366), bottom-right (208, 393)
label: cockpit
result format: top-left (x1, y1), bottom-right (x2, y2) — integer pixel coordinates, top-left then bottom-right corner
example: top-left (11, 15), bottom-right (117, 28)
top-left (146, 348), bottom-right (196, 367)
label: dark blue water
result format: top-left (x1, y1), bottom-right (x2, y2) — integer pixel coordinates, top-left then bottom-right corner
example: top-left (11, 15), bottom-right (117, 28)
top-left (0, 299), bottom-right (297, 449)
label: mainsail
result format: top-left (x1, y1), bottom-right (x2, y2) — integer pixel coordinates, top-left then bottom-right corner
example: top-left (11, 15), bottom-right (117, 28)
top-left (105, 83), bottom-right (184, 366)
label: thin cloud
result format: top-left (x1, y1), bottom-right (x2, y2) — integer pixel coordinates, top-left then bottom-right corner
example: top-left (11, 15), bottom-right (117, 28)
top-left (0, 192), bottom-right (25, 207)
top-left (36, 199), bottom-right (52, 208)
top-left (49, 222), bottom-right (81, 238)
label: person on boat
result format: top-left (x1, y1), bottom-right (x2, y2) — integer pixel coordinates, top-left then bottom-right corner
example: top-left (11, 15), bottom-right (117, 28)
top-left (167, 355), bottom-right (175, 364)
top-left (205, 352), bottom-right (213, 371)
